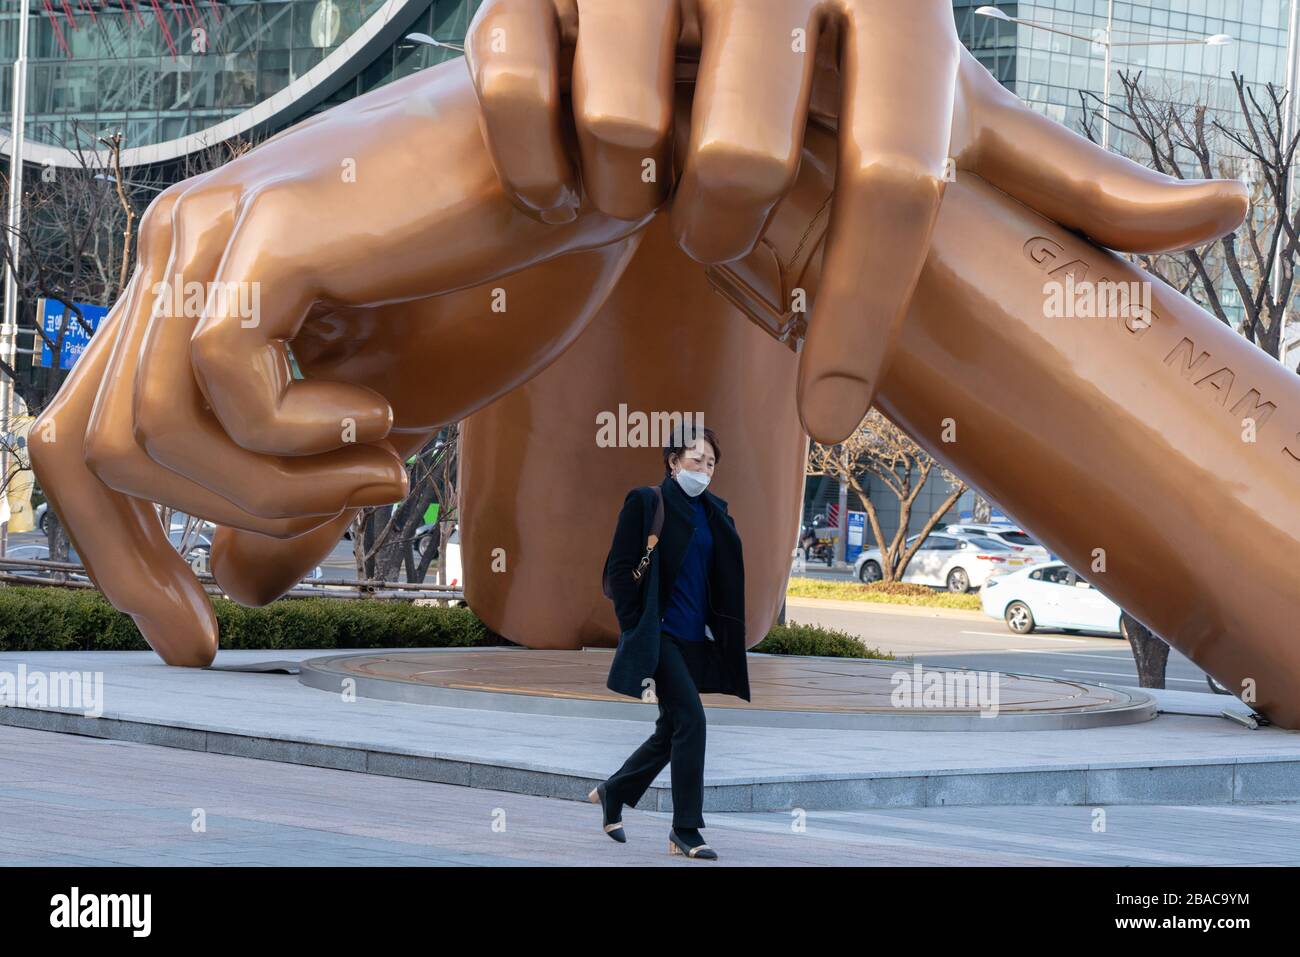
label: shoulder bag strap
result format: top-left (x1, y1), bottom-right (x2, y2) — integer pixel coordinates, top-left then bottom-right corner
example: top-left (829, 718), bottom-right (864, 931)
top-left (632, 486), bottom-right (664, 583)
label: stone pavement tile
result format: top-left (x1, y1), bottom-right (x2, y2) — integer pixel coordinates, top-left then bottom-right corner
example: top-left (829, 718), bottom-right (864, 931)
top-left (700, 803), bottom-right (1300, 867)
top-left (6, 859), bottom-right (117, 867)
top-left (5, 721), bottom-right (1300, 867)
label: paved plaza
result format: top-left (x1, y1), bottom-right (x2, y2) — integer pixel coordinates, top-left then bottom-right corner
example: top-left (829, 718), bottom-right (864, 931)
top-left (4, 724), bottom-right (1300, 867)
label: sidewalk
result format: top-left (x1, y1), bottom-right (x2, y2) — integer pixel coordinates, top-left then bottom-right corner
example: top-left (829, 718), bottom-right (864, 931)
top-left (2, 649), bottom-right (1298, 814)
top-left (7, 722), bottom-right (1299, 866)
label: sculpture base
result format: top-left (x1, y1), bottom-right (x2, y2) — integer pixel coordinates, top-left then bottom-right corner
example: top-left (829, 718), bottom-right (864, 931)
top-left (298, 648), bottom-right (1154, 731)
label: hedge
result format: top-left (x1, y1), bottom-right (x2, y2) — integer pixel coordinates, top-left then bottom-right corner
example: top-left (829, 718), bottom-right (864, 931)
top-left (0, 586), bottom-right (890, 660)
top-left (0, 587), bottom-right (491, 652)
top-left (753, 622), bottom-right (892, 660)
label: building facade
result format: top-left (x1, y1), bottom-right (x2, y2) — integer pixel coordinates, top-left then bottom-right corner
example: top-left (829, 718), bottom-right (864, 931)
top-left (0, 0), bottom-right (480, 167)
top-left (956, 0), bottom-right (1292, 130)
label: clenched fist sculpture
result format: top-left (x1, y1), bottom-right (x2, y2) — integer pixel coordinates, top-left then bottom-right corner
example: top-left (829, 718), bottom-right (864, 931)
top-left (30, 1), bottom-right (1300, 727)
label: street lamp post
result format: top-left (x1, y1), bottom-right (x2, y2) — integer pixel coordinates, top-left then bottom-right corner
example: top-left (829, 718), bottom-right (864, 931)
top-left (1277, 0), bottom-right (1300, 369)
top-left (0, 0), bottom-right (30, 558)
top-left (974, 5), bottom-right (1232, 151)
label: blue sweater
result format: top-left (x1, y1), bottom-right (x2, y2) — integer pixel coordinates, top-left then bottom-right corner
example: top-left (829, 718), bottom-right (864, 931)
top-left (660, 496), bottom-right (713, 642)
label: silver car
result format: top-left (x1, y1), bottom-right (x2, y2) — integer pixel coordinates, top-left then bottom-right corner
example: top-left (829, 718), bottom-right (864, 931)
top-left (854, 533), bottom-right (1033, 593)
top-left (941, 523), bottom-right (1052, 564)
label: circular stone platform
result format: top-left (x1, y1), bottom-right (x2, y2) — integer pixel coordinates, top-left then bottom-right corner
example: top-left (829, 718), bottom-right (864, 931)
top-left (299, 648), bottom-right (1155, 731)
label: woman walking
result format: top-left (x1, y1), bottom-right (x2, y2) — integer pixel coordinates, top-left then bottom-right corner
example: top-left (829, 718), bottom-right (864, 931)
top-left (590, 426), bottom-right (750, 860)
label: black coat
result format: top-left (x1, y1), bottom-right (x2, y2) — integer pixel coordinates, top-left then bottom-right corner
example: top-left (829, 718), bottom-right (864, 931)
top-left (603, 474), bottom-right (751, 701)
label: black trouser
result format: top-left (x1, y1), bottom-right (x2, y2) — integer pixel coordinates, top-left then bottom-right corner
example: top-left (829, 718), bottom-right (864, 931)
top-left (603, 631), bottom-right (706, 830)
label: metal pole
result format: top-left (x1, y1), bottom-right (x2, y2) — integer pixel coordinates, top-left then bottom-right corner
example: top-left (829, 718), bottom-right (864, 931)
top-left (1, 0), bottom-right (30, 558)
top-left (1101, 0), bottom-right (1114, 151)
top-left (835, 481), bottom-right (848, 566)
top-left (1277, 0), bottom-right (1299, 369)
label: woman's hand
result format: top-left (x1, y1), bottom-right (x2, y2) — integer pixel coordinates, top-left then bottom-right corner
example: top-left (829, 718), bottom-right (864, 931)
top-left (464, 0), bottom-right (1248, 442)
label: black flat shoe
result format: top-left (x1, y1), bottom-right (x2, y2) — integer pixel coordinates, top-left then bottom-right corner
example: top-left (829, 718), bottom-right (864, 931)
top-left (668, 828), bottom-right (717, 860)
top-left (587, 782), bottom-right (626, 843)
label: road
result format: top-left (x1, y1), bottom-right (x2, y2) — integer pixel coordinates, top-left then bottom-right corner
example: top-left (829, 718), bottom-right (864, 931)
top-left (783, 597), bottom-right (1220, 696)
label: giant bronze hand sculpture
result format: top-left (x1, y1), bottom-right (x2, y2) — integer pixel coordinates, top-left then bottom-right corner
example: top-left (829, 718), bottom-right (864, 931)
top-left (31, 6), bottom-right (1300, 728)
top-left (464, 0), bottom-right (1244, 441)
top-left (30, 59), bottom-right (655, 664)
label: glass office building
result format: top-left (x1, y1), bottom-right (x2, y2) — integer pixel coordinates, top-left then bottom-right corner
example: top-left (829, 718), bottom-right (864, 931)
top-left (955, 0), bottom-right (1293, 131)
top-left (1, 1), bottom-right (1290, 163)
top-left (0, 0), bottom-right (481, 163)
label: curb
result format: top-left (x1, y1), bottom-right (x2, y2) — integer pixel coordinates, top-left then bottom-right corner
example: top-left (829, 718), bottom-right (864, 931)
top-left (4, 705), bottom-right (1298, 812)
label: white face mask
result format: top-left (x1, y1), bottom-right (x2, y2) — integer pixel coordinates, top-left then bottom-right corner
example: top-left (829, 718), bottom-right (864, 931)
top-left (674, 466), bottom-right (711, 497)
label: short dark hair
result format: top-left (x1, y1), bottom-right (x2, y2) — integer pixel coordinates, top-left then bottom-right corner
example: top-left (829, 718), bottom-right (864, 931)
top-left (664, 425), bottom-right (721, 477)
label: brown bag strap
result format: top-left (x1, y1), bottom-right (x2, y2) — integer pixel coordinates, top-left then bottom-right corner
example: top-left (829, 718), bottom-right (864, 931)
top-left (632, 486), bottom-right (664, 583)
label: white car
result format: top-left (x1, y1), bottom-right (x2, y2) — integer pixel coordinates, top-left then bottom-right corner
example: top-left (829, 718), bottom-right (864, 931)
top-left (854, 533), bottom-right (1033, 592)
top-left (443, 526), bottom-right (463, 588)
top-left (942, 523), bottom-right (1052, 564)
top-left (415, 524), bottom-right (463, 589)
top-left (981, 562), bottom-right (1122, 636)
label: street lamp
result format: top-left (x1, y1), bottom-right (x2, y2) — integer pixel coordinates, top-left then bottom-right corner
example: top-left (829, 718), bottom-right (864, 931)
top-left (405, 32), bottom-right (464, 54)
top-left (975, 4), bottom-right (1233, 151)
top-left (93, 173), bottom-right (165, 193)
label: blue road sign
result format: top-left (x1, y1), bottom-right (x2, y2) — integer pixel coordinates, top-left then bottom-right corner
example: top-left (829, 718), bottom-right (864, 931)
top-left (38, 298), bottom-right (109, 370)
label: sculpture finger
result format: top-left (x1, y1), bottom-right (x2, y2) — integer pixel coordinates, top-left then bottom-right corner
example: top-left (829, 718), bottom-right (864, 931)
top-left (796, 0), bottom-right (958, 444)
top-left (210, 430), bottom-right (437, 606)
top-left (86, 187), bottom-right (399, 526)
top-left (185, 188), bottom-right (402, 468)
top-left (136, 185), bottom-right (407, 514)
top-left (571, 0), bottom-right (678, 220)
top-left (211, 508), bottom-right (359, 607)
top-left (29, 301), bottom-right (218, 667)
top-left (670, 0), bottom-right (822, 263)
top-left (85, 189), bottom-right (345, 535)
top-left (465, 0), bottom-right (581, 224)
top-left (957, 48), bottom-right (1248, 252)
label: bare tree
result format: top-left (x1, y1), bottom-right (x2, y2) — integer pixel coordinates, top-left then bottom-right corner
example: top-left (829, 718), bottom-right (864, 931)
top-left (1080, 70), bottom-right (1300, 363)
top-left (0, 128), bottom-right (136, 561)
top-left (1119, 611), bottom-right (1171, 689)
top-left (0, 127), bottom-right (257, 562)
top-left (808, 409), bottom-right (967, 582)
top-left (352, 426), bottom-right (460, 586)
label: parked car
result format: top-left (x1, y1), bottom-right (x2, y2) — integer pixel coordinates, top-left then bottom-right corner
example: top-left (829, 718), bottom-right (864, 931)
top-left (35, 502), bottom-right (48, 533)
top-left (443, 526), bottom-right (462, 588)
top-left (980, 561), bottom-right (1122, 636)
top-left (414, 523), bottom-right (463, 588)
top-left (854, 533), bottom-right (1031, 592)
top-left (167, 526), bottom-right (213, 566)
top-left (942, 523), bottom-right (1052, 563)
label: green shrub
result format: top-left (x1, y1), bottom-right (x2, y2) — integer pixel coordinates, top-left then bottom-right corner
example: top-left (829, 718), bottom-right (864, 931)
top-left (754, 621), bottom-right (892, 660)
top-left (0, 587), bottom-right (490, 652)
top-left (0, 585), bottom-right (885, 659)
